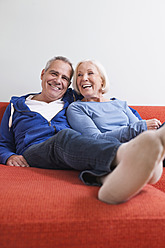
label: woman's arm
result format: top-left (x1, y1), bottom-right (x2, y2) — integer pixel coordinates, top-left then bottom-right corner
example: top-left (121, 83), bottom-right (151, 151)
top-left (126, 102), bottom-right (162, 130)
top-left (67, 102), bottom-right (147, 143)
top-left (67, 103), bottom-right (102, 137)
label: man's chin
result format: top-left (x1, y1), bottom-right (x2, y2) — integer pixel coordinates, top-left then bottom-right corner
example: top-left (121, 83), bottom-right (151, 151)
top-left (49, 91), bottom-right (66, 101)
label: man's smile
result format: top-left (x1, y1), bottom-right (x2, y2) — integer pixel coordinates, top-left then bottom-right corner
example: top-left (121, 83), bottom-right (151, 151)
top-left (47, 82), bottom-right (62, 90)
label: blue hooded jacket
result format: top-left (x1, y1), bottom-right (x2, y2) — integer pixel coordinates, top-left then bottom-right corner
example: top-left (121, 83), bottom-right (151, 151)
top-left (0, 89), bottom-right (77, 164)
top-left (0, 90), bottom-right (142, 165)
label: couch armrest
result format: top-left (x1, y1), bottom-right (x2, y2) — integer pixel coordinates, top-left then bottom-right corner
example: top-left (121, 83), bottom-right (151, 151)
top-left (0, 102), bottom-right (9, 123)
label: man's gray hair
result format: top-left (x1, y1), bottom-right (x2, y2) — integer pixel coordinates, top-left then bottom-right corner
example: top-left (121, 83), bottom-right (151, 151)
top-left (44, 56), bottom-right (74, 80)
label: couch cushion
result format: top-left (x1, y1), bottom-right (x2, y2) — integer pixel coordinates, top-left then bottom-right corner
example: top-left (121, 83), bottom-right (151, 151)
top-left (154, 167), bottom-right (165, 192)
top-left (1, 165), bottom-right (165, 248)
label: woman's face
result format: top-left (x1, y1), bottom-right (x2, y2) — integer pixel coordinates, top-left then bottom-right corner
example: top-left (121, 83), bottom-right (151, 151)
top-left (76, 61), bottom-right (103, 99)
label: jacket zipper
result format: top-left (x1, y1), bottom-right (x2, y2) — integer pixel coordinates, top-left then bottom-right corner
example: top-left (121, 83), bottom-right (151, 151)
top-left (48, 120), bottom-right (56, 132)
top-left (12, 96), bottom-right (70, 132)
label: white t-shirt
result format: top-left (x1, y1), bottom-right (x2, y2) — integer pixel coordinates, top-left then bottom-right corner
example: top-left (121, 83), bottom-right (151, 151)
top-left (25, 95), bottom-right (64, 122)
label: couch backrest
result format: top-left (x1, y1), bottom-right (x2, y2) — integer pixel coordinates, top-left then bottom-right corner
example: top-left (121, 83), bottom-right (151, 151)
top-left (0, 103), bottom-right (164, 124)
top-left (130, 106), bottom-right (165, 123)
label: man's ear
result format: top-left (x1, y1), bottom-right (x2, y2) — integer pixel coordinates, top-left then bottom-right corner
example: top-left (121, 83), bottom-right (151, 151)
top-left (40, 69), bottom-right (45, 80)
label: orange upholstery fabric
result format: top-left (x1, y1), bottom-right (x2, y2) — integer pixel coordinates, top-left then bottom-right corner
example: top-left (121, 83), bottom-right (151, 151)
top-left (0, 102), bottom-right (165, 248)
top-left (0, 102), bottom-right (8, 122)
top-left (130, 105), bottom-right (165, 123)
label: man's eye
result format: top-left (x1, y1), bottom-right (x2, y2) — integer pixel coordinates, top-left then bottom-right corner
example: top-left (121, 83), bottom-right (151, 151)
top-left (62, 76), bottom-right (70, 82)
top-left (51, 72), bottom-right (58, 76)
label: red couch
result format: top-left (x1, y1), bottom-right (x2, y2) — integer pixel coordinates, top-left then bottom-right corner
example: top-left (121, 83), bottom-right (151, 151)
top-left (0, 102), bottom-right (165, 248)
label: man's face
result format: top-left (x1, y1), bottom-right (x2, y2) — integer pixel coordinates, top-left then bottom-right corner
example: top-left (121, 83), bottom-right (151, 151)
top-left (41, 60), bottom-right (72, 102)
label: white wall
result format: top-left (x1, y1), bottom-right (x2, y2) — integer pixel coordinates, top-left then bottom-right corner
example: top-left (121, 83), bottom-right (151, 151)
top-left (0, 0), bottom-right (165, 105)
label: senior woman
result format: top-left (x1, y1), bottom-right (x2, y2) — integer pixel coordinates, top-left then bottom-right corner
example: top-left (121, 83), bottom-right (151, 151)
top-left (66, 59), bottom-right (165, 205)
top-left (67, 59), bottom-right (161, 142)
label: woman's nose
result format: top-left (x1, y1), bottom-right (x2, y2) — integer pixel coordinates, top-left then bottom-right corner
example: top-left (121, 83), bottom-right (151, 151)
top-left (82, 73), bottom-right (88, 81)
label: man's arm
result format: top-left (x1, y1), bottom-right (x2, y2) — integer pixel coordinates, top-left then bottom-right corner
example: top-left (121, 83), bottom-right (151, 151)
top-left (129, 106), bottom-right (142, 120)
top-left (0, 104), bottom-right (29, 167)
top-left (6, 154), bottom-right (29, 167)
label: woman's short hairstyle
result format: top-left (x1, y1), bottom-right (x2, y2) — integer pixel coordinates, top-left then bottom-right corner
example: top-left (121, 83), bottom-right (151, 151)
top-left (44, 56), bottom-right (74, 81)
top-left (72, 59), bottom-right (110, 94)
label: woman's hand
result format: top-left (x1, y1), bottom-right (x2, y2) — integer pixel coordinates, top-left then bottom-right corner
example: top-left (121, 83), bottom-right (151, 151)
top-left (146, 119), bottom-right (162, 130)
top-left (6, 155), bottom-right (29, 167)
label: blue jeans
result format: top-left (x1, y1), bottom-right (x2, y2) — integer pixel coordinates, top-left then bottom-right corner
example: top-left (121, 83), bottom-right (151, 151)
top-left (23, 129), bottom-right (121, 185)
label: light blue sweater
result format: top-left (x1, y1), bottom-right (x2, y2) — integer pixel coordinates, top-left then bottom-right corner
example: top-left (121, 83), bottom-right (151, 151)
top-left (67, 99), bottom-right (147, 143)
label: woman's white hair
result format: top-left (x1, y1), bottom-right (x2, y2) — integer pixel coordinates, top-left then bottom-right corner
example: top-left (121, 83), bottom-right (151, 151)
top-left (72, 59), bottom-right (110, 94)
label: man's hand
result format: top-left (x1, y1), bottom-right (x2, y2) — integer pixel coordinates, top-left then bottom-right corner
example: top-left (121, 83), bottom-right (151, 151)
top-left (6, 155), bottom-right (29, 167)
top-left (146, 118), bottom-right (162, 130)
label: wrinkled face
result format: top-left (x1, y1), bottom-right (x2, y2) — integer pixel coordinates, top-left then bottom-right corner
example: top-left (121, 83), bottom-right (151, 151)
top-left (41, 60), bottom-right (72, 102)
top-left (76, 62), bottom-right (103, 99)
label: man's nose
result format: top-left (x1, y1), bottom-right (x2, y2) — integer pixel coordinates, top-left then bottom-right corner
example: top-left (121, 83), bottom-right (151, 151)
top-left (55, 75), bottom-right (62, 84)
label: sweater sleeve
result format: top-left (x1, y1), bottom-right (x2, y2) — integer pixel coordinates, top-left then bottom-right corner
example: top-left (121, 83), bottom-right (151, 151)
top-left (67, 103), bottom-right (102, 137)
top-left (0, 103), bottom-right (16, 164)
top-left (67, 102), bottom-right (147, 143)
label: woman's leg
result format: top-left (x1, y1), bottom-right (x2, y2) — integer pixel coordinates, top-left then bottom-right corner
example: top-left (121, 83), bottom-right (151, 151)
top-left (98, 127), bottom-right (165, 204)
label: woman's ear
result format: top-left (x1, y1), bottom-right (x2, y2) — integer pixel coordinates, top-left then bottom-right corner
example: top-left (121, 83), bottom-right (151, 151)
top-left (101, 78), bottom-right (104, 87)
top-left (101, 79), bottom-right (106, 93)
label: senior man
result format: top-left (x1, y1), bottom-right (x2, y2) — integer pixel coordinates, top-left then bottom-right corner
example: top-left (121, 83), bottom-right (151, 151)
top-left (0, 56), bottom-right (77, 167)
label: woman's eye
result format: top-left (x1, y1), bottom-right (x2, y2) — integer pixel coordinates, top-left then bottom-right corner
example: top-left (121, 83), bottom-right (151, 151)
top-left (77, 73), bottom-right (82, 77)
top-left (88, 72), bottom-right (94, 75)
